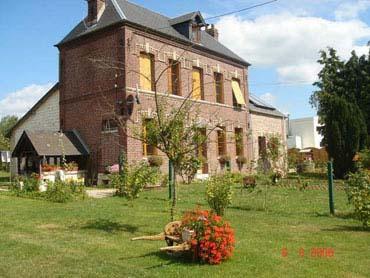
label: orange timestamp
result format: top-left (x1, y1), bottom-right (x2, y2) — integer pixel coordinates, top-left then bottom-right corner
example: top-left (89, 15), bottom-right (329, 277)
top-left (281, 247), bottom-right (335, 258)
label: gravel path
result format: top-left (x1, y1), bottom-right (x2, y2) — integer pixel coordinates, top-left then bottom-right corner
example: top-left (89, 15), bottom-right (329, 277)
top-left (86, 189), bottom-right (116, 199)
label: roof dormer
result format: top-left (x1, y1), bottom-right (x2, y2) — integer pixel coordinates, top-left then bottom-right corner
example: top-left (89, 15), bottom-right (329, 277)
top-left (170, 11), bottom-right (206, 42)
top-left (86, 0), bottom-right (106, 27)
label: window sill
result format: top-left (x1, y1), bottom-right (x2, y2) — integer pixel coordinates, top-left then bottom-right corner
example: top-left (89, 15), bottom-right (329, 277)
top-left (101, 130), bottom-right (119, 134)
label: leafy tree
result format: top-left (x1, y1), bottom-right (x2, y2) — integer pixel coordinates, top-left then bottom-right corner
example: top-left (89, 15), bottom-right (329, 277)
top-left (0, 133), bottom-right (10, 150)
top-left (0, 115), bottom-right (18, 138)
top-left (311, 48), bottom-right (368, 178)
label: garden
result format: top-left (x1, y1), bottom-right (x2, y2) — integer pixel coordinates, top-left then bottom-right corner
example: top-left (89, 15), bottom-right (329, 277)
top-left (0, 171), bottom-right (369, 277)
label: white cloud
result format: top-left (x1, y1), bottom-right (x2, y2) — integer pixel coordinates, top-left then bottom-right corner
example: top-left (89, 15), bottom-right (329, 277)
top-left (259, 92), bottom-right (276, 106)
top-left (335, 0), bottom-right (370, 20)
top-left (0, 83), bottom-right (53, 118)
top-left (216, 13), bottom-right (370, 82)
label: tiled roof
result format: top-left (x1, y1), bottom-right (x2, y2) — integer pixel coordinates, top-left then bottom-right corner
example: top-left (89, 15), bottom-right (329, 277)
top-left (12, 130), bottom-right (90, 157)
top-left (249, 94), bottom-right (286, 118)
top-left (57, 0), bottom-right (249, 65)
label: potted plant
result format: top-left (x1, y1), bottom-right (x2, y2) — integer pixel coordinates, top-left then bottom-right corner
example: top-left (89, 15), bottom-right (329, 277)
top-left (236, 155), bottom-right (247, 170)
top-left (218, 155), bottom-right (231, 165)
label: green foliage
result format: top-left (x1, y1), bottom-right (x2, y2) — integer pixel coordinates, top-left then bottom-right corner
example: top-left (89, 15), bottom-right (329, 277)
top-left (345, 170), bottom-right (370, 227)
top-left (311, 48), bottom-right (369, 178)
top-left (147, 155), bottom-right (163, 167)
top-left (358, 149), bottom-right (370, 169)
top-left (0, 133), bottom-right (10, 150)
top-left (45, 181), bottom-right (74, 203)
top-left (0, 115), bottom-right (18, 139)
top-left (206, 175), bottom-right (233, 216)
top-left (112, 162), bottom-right (159, 201)
top-left (258, 134), bottom-right (285, 174)
top-left (11, 174), bottom-right (40, 192)
top-left (10, 177), bottom-right (85, 203)
top-left (179, 154), bottom-right (202, 184)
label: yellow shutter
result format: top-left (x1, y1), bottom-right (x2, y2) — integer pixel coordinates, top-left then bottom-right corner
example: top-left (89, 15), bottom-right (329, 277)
top-left (140, 53), bottom-right (152, 91)
top-left (192, 68), bottom-right (201, 100)
top-left (232, 80), bottom-right (246, 105)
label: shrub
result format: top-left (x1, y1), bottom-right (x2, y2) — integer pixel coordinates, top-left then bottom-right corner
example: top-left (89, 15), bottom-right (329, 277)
top-left (223, 172), bottom-right (244, 185)
top-left (345, 170), bottom-right (370, 227)
top-left (243, 175), bottom-right (257, 190)
top-left (236, 155), bottom-right (247, 166)
top-left (147, 155), bottom-right (163, 167)
top-left (45, 181), bottom-right (73, 203)
top-left (358, 149), bottom-right (370, 169)
top-left (112, 162), bottom-right (159, 200)
top-left (12, 174), bottom-right (40, 192)
top-left (206, 175), bottom-right (233, 216)
top-left (182, 209), bottom-right (235, 265)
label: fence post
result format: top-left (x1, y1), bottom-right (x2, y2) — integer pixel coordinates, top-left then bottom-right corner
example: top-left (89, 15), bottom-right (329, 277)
top-left (168, 160), bottom-right (174, 200)
top-left (327, 161), bottom-right (335, 215)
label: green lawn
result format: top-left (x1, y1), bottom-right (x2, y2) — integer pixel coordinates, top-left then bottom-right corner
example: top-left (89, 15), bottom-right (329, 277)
top-left (0, 178), bottom-right (369, 277)
top-left (0, 170), bottom-right (10, 187)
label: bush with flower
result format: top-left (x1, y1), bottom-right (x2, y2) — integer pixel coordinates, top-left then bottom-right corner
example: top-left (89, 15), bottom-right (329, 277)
top-left (181, 209), bottom-right (235, 265)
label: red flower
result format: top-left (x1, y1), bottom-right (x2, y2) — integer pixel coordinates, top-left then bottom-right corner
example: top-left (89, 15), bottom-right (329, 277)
top-left (181, 208), bottom-right (235, 265)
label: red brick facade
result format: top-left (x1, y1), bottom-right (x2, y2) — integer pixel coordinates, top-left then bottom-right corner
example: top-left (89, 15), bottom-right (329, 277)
top-left (59, 23), bottom-right (250, 180)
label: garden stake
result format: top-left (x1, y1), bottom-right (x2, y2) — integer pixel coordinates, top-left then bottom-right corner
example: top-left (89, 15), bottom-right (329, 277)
top-left (327, 161), bottom-right (335, 215)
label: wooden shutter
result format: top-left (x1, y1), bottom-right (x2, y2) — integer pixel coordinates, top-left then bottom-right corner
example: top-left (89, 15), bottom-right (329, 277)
top-left (140, 53), bottom-right (152, 91)
top-left (232, 79), bottom-right (246, 105)
top-left (192, 68), bottom-right (202, 100)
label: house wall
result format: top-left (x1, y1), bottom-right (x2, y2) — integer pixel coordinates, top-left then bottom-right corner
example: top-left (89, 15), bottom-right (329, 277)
top-left (10, 90), bottom-right (60, 175)
top-left (60, 24), bottom-right (250, 179)
top-left (59, 27), bottom-right (125, 177)
top-left (124, 26), bottom-right (250, 174)
top-left (250, 111), bottom-right (287, 167)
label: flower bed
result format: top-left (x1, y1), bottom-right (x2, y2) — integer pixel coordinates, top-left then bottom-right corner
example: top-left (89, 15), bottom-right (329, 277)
top-left (181, 209), bottom-right (235, 265)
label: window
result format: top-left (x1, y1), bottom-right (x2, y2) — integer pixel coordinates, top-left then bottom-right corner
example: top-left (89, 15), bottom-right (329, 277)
top-left (217, 127), bottom-right (227, 156)
top-left (168, 59), bottom-right (181, 95)
top-left (258, 136), bottom-right (267, 158)
top-left (214, 72), bottom-right (224, 104)
top-left (142, 119), bottom-right (157, 156)
top-left (231, 78), bottom-right (246, 107)
top-left (235, 128), bottom-right (244, 156)
top-left (102, 119), bottom-right (118, 133)
top-left (139, 52), bottom-right (155, 91)
top-left (192, 67), bottom-right (204, 100)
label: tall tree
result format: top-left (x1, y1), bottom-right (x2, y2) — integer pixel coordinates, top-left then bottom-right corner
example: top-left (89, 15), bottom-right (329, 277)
top-left (311, 48), bottom-right (368, 178)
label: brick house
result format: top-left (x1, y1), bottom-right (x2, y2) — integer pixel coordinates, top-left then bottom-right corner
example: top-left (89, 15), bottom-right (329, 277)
top-left (56, 0), bottom-right (251, 180)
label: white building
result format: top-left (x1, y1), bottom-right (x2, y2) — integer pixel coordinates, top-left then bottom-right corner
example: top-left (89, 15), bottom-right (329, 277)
top-left (287, 116), bottom-right (323, 149)
top-left (9, 84), bottom-right (60, 175)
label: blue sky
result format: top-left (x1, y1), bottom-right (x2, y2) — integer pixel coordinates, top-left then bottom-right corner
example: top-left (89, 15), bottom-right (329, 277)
top-left (1, 0), bottom-right (370, 119)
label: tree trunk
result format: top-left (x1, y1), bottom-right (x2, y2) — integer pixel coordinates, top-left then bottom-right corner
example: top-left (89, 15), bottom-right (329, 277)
top-left (170, 168), bottom-right (177, 221)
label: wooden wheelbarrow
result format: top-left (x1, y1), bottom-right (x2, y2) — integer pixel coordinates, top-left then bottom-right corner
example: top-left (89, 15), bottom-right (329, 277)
top-left (131, 221), bottom-right (194, 252)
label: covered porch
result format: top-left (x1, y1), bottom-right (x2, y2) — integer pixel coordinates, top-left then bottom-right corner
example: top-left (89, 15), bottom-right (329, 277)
top-left (12, 130), bottom-right (90, 181)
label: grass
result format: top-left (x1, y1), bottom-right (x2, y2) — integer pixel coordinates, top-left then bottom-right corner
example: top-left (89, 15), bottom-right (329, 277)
top-left (0, 170), bottom-right (10, 187)
top-left (0, 176), bottom-right (369, 277)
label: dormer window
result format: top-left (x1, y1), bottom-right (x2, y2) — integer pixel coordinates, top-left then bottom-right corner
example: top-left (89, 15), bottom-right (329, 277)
top-left (86, 0), bottom-right (106, 27)
top-left (192, 24), bottom-right (201, 43)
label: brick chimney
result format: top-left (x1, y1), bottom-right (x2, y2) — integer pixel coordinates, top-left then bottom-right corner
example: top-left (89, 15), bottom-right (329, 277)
top-left (86, 0), bottom-right (106, 26)
top-left (206, 24), bottom-right (219, 40)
